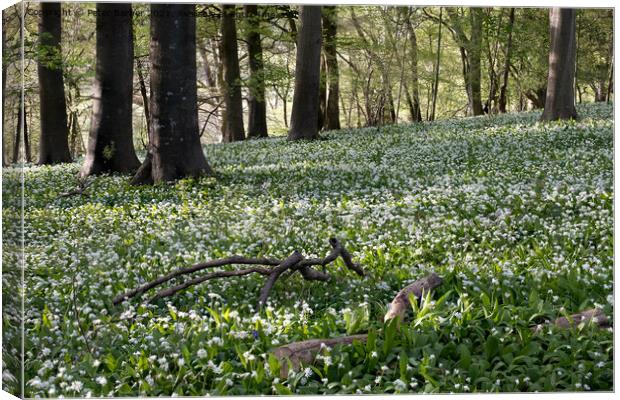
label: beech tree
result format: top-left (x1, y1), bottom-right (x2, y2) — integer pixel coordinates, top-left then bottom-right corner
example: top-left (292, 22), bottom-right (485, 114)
top-left (80, 3), bottom-right (140, 177)
top-left (37, 2), bottom-right (71, 164)
top-left (220, 4), bottom-right (245, 142)
top-left (498, 8), bottom-right (516, 113)
top-left (322, 6), bottom-right (340, 130)
top-left (244, 5), bottom-right (268, 138)
top-left (131, 4), bottom-right (212, 184)
top-left (288, 6), bottom-right (322, 140)
top-left (445, 7), bottom-right (484, 116)
top-left (541, 8), bottom-right (578, 121)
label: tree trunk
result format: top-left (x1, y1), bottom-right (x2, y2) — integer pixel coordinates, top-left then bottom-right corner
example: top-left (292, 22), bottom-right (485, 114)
top-left (405, 11), bottom-right (422, 122)
top-left (12, 96), bottom-right (21, 164)
top-left (136, 59), bottom-right (150, 140)
top-left (244, 5), bottom-right (268, 138)
top-left (131, 4), bottom-right (213, 185)
top-left (322, 5), bottom-right (340, 130)
top-left (37, 2), bottom-right (72, 164)
top-left (498, 8), bottom-right (515, 113)
top-left (23, 100), bottom-right (30, 163)
top-left (220, 5), bottom-right (245, 142)
top-left (318, 54), bottom-right (327, 131)
top-left (288, 6), bottom-right (322, 140)
top-left (430, 8), bottom-right (443, 122)
top-left (468, 8), bottom-right (484, 116)
top-left (80, 3), bottom-right (140, 177)
top-left (541, 8), bottom-right (578, 121)
top-left (2, 10), bottom-right (6, 166)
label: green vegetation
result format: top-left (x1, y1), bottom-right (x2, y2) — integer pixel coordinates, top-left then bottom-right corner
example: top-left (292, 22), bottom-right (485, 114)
top-left (3, 102), bottom-right (613, 396)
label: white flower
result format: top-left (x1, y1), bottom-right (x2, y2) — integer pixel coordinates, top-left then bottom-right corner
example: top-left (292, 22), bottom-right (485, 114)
top-left (197, 349), bottom-right (208, 359)
top-left (393, 378), bottom-right (407, 391)
top-left (96, 376), bottom-right (107, 385)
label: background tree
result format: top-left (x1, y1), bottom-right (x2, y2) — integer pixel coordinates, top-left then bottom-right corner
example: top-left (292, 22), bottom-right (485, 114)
top-left (404, 8), bottom-right (422, 122)
top-left (244, 5), bottom-right (269, 138)
top-left (80, 3), bottom-right (140, 177)
top-left (498, 8), bottom-right (515, 113)
top-left (445, 7), bottom-right (484, 116)
top-left (541, 8), bottom-right (578, 121)
top-left (37, 2), bottom-right (71, 164)
top-left (322, 6), bottom-right (341, 130)
top-left (132, 4), bottom-right (213, 184)
top-left (288, 6), bottom-right (322, 140)
top-left (220, 4), bottom-right (245, 142)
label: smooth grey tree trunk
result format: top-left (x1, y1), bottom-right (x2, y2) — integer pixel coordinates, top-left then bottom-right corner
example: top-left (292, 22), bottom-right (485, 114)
top-left (541, 8), bottom-right (578, 121)
top-left (80, 3), bottom-right (140, 177)
top-left (131, 4), bottom-right (212, 184)
top-left (244, 5), bottom-right (268, 138)
top-left (322, 6), bottom-right (340, 130)
top-left (288, 6), bottom-right (322, 140)
top-left (37, 2), bottom-right (71, 164)
top-left (220, 5), bottom-right (245, 142)
top-left (499, 8), bottom-right (515, 113)
top-left (405, 11), bottom-right (422, 122)
top-left (430, 8), bottom-right (443, 122)
top-left (468, 8), bottom-right (484, 116)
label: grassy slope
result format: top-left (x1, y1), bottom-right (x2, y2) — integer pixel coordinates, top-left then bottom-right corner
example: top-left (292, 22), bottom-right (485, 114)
top-left (2, 102), bottom-right (613, 395)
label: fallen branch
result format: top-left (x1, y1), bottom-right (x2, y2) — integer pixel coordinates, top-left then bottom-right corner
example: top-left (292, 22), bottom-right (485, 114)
top-left (272, 334), bottom-right (369, 375)
top-left (532, 308), bottom-right (610, 333)
top-left (114, 238), bottom-right (364, 306)
top-left (383, 272), bottom-right (443, 322)
top-left (57, 177), bottom-right (94, 198)
top-left (272, 273), bottom-right (443, 378)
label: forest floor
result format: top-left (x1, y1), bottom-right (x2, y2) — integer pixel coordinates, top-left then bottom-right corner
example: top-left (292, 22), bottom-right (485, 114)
top-left (2, 102), bottom-right (614, 396)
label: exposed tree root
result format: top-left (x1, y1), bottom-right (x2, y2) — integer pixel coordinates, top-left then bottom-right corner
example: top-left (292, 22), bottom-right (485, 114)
top-left (113, 238), bottom-right (364, 307)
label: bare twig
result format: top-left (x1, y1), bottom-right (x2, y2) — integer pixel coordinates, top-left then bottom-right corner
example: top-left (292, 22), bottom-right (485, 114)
top-left (113, 255), bottom-right (281, 305)
top-left (257, 252), bottom-right (304, 308)
top-left (149, 267), bottom-right (272, 303)
top-left (114, 238), bottom-right (364, 306)
top-left (57, 177), bottom-right (94, 198)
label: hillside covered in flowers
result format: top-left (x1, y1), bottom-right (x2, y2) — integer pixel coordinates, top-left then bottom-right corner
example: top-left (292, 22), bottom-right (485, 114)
top-left (2, 102), bottom-right (613, 396)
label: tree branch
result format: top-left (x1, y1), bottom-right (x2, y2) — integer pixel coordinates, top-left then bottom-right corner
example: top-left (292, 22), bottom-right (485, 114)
top-left (114, 238), bottom-right (364, 306)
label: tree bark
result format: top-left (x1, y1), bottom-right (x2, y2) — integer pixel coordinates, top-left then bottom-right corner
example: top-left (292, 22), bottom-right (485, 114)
top-left (136, 59), bottom-right (150, 140)
top-left (80, 3), bottom-right (140, 177)
top-left (131, 4), bottom-right (213, 185)
top-left (405, 10), bottom-right (422, 122)
top-left (430, 8), bottom-right (443, 122)
top-left (498, 8), bottom-right (515, 113)
top-left (322, 6), bottom-right (340, 130)
top-left (318, 54), bottom-right (327, 131)
top-left (23, 100), bottom-right (30, 162)
top-left (220, 5), bottom-right (245, 142)
top-left (2, 10), bottom-right (7, 167)
top-left (446, 8), bottom-right (483, 116)
top-left (288, 6), bottom-right (322, 140)
top-left (244, 5), bottom-right (268, 138)
top-left (468, 8), bottom-right (484, 116)
top-left (37, 2), bottom-right (72, 164)
top-left (12, 96), bottom-right (20, 164)
top-left (541, 8), bottom-right (578, 121)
